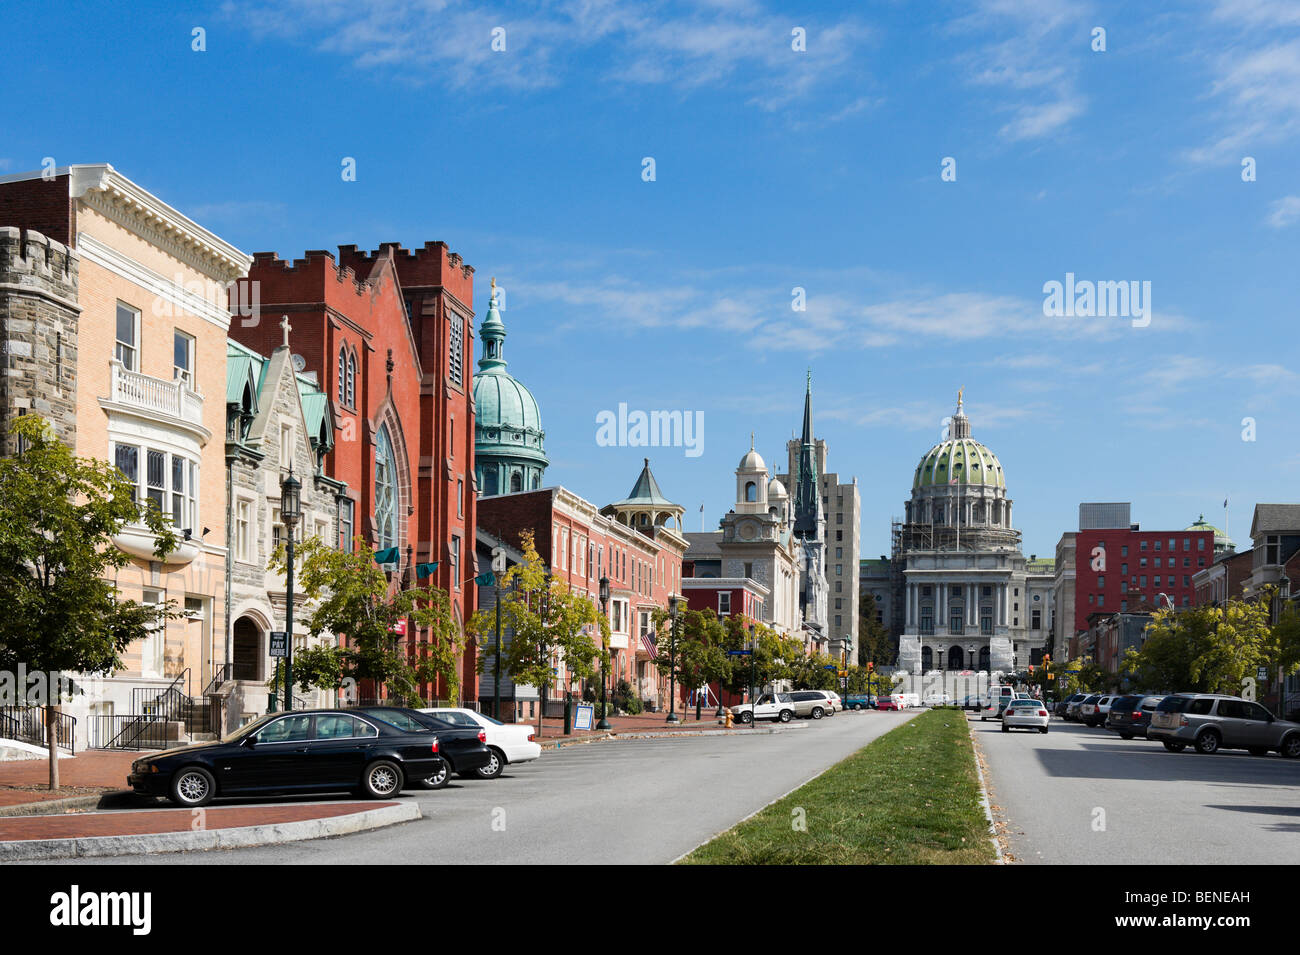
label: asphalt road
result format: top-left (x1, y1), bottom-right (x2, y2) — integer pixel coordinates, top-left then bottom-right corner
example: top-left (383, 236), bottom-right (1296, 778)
top-left (975, 713), bottom-right (1300, 864)
top-left (55, 709), bottom-right (918, 865)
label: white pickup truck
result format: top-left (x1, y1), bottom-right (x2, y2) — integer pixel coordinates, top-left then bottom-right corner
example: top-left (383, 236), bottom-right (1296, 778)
top-left (730, 692), bottom-right (796, 724)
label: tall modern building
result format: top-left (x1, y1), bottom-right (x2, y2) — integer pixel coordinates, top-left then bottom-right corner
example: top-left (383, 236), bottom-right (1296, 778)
top-left (895, 392), bottom-right (1052, 679)
top-left (472, 280), bottom-right (547, 496)
top-left (775, 374), bottom-right (858, 658)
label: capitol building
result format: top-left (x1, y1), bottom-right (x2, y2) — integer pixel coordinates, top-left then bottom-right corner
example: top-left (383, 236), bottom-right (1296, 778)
top-left (895, 392), bottom-right (1053, 690)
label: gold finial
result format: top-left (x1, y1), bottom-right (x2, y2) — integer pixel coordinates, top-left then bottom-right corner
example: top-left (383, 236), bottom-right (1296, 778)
top-left (491, 276), bottom-right (496, 290)
top-left (958, 386), bottom-right (964, 406)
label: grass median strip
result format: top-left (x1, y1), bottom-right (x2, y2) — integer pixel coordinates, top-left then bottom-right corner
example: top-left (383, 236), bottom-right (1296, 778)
top-left (679, 709), bottom-right (995, 865)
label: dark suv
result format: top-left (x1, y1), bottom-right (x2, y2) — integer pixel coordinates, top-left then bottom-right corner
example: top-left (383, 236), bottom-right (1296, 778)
top-left (1147, 693), bottom-right (1300, 756)
top-left (1105, 694), bottom-right (1165, 739)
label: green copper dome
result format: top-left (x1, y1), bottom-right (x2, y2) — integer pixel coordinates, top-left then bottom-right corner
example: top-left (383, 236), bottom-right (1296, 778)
top-left (473, 280), bottom-right (547, 496)
top-left (1186, 514), bottom-right (1234, 552)
top-left (913, 438), bottom-right (1005, 489)
top-left (912, 394), bottom-right (1005, 490)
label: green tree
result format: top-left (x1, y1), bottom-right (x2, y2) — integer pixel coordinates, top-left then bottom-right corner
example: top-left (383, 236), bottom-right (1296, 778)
top-left (0, 416), bottom-right (179, 789)
top-left (466, 531), bottom-right (601, 734)
top-left (269, 535), bottom-right (465, 705)
top-left (716, 614), bottom-right (803, 698)
top-left (857, 592), bottom-right (894, 665)
top-left (1121, 599), bottom-right (1273, 695)
top-left (650, 603), bottom-right (731, 717)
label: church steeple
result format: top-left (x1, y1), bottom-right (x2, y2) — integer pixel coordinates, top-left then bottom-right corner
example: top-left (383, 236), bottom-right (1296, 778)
top-left (477, 278), bottom-right (508, 375)
top-left (793, 370), bottom-right (822, 537)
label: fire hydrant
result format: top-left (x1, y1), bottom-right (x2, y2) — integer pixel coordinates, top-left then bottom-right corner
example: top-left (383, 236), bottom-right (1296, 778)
top-left (722, 708), bottom-right (734, 728)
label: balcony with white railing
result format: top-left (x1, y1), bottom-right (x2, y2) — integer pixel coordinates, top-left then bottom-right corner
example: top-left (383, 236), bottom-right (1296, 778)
top-left (108, 359), bottom-right (205, 428)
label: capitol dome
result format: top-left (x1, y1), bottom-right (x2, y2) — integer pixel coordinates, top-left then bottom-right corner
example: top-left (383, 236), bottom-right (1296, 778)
top-left (473, 279), bottom-right (548, 496)
top-left (1186, 514), bottom-right (1235, 554)
top-left (912, 394), bottom-right (1004, 490)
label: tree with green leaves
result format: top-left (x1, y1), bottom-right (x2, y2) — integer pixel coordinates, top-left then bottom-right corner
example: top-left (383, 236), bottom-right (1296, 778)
top-left (466, 531), bottom-right (602, 734)
top-left (0, 415), bottom-right (179, 789)
top-left (789, 651), bottom-right (839, 691)
top-left (269, 535), bottom-right (465, 706)
top-left (857, 592), bottom-right (894, 666)
top-left (649, 603), bottom-right (731, 716)
top-left (1121, 599), bottom-right (1273, 695)
top-left (717, 614), bottom-right (803, 699)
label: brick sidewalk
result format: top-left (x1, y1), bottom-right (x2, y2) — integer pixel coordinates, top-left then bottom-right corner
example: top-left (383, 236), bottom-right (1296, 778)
top-left (0, 801), bottom-right (394, 841)
top-left (0, 751), bottom-right (136, 806)
top-left (534, 710), bottom-right (735, 741)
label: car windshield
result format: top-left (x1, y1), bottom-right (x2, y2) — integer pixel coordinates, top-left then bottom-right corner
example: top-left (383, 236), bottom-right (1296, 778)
top-left (221, 714), bottom-right (274, 743)
top-left (360, 709), bottom-right (425, 732)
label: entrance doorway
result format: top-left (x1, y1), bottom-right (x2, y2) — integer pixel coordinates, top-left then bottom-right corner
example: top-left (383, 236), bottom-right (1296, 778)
top-left (232, 616), bottom-right (262, 681)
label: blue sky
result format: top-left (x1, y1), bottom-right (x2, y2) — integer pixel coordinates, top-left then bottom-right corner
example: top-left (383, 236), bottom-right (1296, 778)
top-left (4, 0), bottom-right (1299, 558)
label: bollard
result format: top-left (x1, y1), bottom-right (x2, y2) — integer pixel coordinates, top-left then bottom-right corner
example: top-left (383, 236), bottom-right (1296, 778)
top-left (564, 692), bottom-right (572, 735)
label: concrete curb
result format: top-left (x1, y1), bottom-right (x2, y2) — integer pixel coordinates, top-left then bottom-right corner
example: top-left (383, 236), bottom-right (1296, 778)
top-left (0, 789), bottom-right (138, 817)
top-left (966, 719), bottom-right (1007, 864)
top-left (0, 800), bottom-right (421, 861)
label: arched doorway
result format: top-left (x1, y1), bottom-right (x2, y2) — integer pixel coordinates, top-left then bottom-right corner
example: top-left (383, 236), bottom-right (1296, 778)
top-left (232, 616), bottom-right (262, 681)
top-left (948, 645), bottom-right (965, 670)
top-left (978, 645), bottom-right (991, 671)
top-left (921, 646), bottom-right (933, 671)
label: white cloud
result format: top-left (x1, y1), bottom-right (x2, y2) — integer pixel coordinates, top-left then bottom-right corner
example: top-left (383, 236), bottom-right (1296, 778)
top-left (1265, 195), bottom-right (1300, 228)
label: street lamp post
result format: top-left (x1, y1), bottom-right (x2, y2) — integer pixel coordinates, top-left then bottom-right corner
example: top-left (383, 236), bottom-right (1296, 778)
top-left (598, 576), bottom-right (611, 730)
top-left (279, 467), bottom-right (302, 713)
top-left (666, 594), bottom-right (681, 723)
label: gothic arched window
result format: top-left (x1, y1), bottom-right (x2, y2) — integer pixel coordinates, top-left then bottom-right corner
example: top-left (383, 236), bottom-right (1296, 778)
top-left (510, 470), bottom-right (523, 493)
top-left (375, 424), bottom-right (398, 549)
top-left (346, 351), bottom-right (356, 407)
top-left (337, 348), bottom-right (346, 404)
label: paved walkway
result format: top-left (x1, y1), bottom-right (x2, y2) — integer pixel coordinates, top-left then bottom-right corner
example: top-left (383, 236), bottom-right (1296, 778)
top-left (0, 801), bottom-right (391, 841)
top-left (0, 751), bottom-right (136, 806)
top-left (534, 709), bottom-right (781, 743)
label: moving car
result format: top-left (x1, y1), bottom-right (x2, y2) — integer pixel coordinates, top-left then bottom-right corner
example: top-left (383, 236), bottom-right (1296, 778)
top-left (1147, 693), bottom-right (1300, 756)
top-left (128, 709), bottom-right (446, 807)
top-left (730, 692), bottom-right (795, 724)
top-left (1001, 699), bottom-right (1050, 734)
top-left (979, 696), bottom-right (1015, 721)
top-left (1105, 694), bottom-right (1165, 740)
top-left (355, 707), bottom-right (493, 787)
top-left (923, 692), bottom-right (954, 707)
top-left (898, 693), bottom-right (921, 709)
top-left (420, 707), bottom-right (542, 779)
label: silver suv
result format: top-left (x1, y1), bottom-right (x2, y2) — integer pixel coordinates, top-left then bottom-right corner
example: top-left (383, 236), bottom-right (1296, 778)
top-left (1147, 693), bottom-right (1300, 757)
top-left (788, 690), bottom-right (837, 720)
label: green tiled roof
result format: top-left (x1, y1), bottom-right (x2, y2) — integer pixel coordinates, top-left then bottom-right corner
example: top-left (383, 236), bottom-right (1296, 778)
top-left (913, 437), bottom-right (1004, 490)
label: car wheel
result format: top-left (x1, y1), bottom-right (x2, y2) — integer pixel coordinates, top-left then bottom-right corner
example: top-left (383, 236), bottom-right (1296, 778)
top-left (1248, 747), bottom-right (1270, 757)
top-left (811, 707), bottom-right (824, 720)
top-left (1194, 731), bottom-right (1220, 755)
top-left (1279, 736), bottom-right (1300, 759)
top-left (779, 709), bottom-right (793, 723)
top-left (1039, 727), bottom-right (1049, 734)
top-left (739, 711), bottom-right (754, 724)
top-left (1001, 724), bottom-right (1009, 733)
top-left (419, 762), bottom-right (451, 789)
top-left (169, 767), bottom-right (215, 808)
top-left (363, 760), bottom-right (404, 798)
top-left (1162, 740), bottom-right (1186, 752)
top-left (475, 748), bottom-right (505, 779)
top-left (1119, 732), bottom-right (1133, 740)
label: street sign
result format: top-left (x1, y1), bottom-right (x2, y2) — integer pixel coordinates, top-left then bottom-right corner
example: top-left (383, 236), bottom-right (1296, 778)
top-left (269, 631), bottom-right (288, 658)
top-left (839, 677), bottom-right (848, 688)
top-left (1257, 666), bottom-right (1268, 682)
top-left (726, 650), bottom-right (752, 657)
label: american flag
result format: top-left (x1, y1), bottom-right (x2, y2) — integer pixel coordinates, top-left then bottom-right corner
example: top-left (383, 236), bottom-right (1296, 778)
top-left (640, 631), bottom-right (658, 658)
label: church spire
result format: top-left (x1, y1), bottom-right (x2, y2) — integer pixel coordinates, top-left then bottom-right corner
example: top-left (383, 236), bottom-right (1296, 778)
top-left (477, 278), bottom-right (508, 375)
top-left (793, 371), bottom-right (821, 537)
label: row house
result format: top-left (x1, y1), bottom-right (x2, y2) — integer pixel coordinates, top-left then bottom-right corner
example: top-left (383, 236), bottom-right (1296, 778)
top-left (475, 459), bottom-right (688, 719)
top-left (0, 164), bottom-right (251, 747)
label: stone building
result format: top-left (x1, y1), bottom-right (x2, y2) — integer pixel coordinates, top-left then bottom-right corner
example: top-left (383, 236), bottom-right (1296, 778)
top-left (223, 328), bottom-right (347, 724)
top-left (895, 392), bottom-right (1052, 690)
top-left (1, 165), bottom-right (250, 748)
top-left (776, 375), bottom-right (859, 659)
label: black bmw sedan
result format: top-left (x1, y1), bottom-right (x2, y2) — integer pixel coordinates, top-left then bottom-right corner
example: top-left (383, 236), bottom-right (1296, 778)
top-left (353, 706), bottom-right (492, 787)
top-left (127, 709), bottom-right (446, 807)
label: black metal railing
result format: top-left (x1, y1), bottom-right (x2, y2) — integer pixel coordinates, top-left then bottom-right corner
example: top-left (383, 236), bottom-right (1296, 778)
top-left (202, 663), bottom-right (232, 697)
top-left (130, 668), bottom-right (191, 723)
top-left (90, 714), bottom-right (169, 751)
top-left (0, 705), bottom-right (77, 754)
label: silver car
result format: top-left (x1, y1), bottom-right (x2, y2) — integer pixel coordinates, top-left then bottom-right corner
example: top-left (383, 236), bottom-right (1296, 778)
top-left (1147, 693), bottom-right (1300, 757)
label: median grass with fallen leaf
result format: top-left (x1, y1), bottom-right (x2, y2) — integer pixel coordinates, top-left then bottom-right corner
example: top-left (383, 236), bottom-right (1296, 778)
top-left (679, 708), bottom-right (995, 865)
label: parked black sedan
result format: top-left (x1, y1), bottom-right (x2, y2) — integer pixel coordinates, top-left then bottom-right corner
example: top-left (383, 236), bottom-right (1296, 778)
top-left (128, 709), bottom-right (446, 807)
top-left (353, 707), bottom-right (492, 786)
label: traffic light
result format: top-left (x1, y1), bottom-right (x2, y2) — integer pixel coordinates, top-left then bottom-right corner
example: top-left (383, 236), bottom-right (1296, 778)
top-left (1029, 665), bottom-right (1035, 674)
top-left (1043, 653), bottom-right (1051, 665)
top-left (866, 662), bottom-right (874, 672)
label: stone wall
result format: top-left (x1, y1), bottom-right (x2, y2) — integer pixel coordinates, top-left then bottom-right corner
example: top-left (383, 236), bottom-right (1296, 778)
top-left (0, 227), bottom-right (79, 454)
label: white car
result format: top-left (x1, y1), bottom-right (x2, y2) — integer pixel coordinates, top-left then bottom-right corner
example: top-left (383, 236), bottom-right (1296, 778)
top-left (898, 692), bottom-right (921, 708)
top-left (419, 707), bottom-right (542, 779)
top-left (729, 692), bottom-right (796, 724)
top-left (1001, 699), bottom-right (1050, 734)
top-left (923, 692), bottom-right (954, 707)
